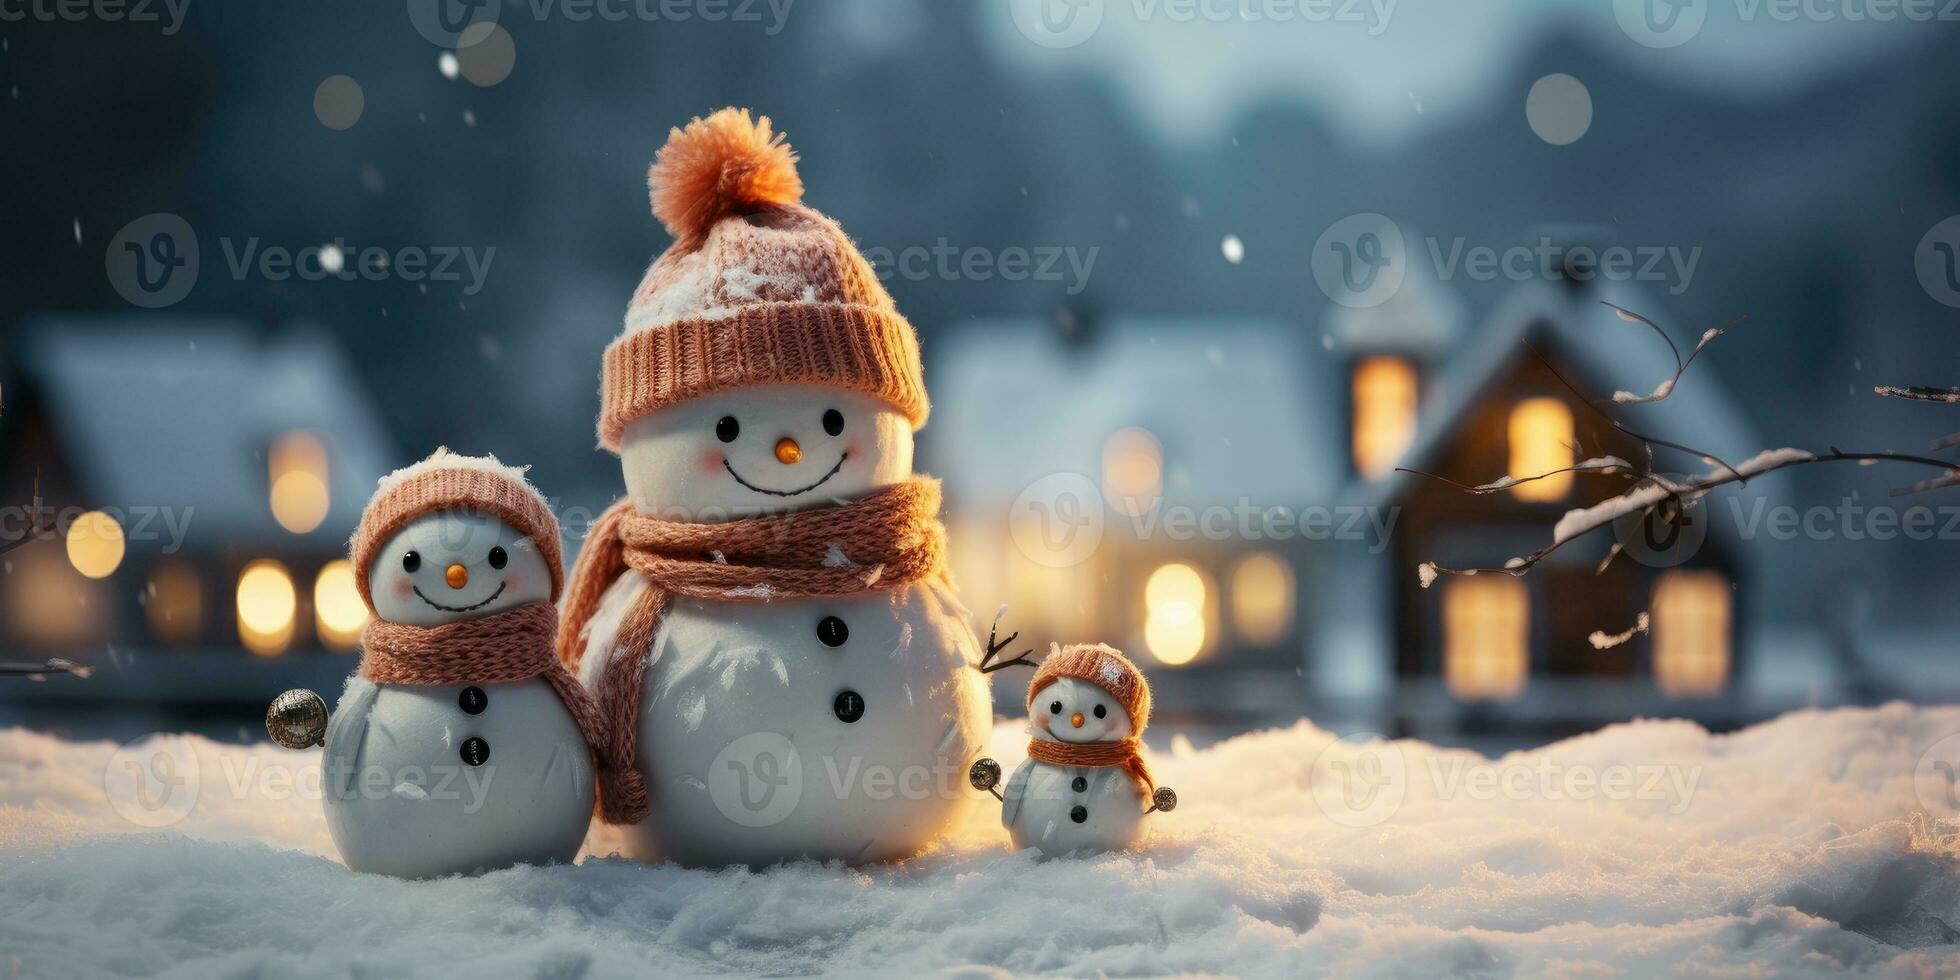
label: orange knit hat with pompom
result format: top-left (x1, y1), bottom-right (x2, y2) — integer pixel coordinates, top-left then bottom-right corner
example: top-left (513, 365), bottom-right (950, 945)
top-left (1027, 643), bottom-right (1153, 734)
top-left (597, 107), bottom-right (929, 452)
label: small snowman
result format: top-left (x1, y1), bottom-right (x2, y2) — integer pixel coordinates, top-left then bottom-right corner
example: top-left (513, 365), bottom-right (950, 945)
top-left (970, 644), bottom-right (1177, 857)
top-left (558, 107), bottom-right (992, 866)
top-left (313, 449), bottom-right (602, 878)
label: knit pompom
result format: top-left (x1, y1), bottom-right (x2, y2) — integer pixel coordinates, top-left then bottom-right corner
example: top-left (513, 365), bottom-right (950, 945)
top-left (648, 107), bottom-right (803, 241)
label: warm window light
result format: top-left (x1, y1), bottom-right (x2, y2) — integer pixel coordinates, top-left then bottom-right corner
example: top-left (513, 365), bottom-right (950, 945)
top-left (1444, 576), bottom-right (1529, 701)
top-left (146, 560), bottom-right (204, 646)
top-left (237, 560), bottom-right (297, 656)
top-left (313, 559), bottom-right (369, 651)
top-left (1230, 552), bottom-right (1294, 647)
top-left (270, 432), bottom-right (331, 534)
top-left (1352, 355), bottom-right (1418, 479)
top-left (1508, 397), bottom-right (1576, 501)
top-left (65, 510), bottom-right (125, 579)
top-left (1144, 562), bottom-right (1207, 666)
top-left (6, 543), bottom-right (101, 646)
top-left (1652, 571), bottom-right (1731, 697)
top-left (1102, 427), bottom-right (1163, 518)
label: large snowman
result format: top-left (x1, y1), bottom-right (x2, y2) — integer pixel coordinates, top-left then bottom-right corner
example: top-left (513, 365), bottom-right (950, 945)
top-left (323, 450), bottom-right (599, 878)
top-left (559, 108), bottom-right (991, 867)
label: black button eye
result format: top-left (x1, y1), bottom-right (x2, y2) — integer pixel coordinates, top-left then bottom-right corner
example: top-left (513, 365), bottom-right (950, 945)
top-left (716, 416), bottom-right (740, 443)
top-left (488, 546), bottom-right (508, 569)
top-left (1093, 704), bottom-right (1107, 719)
top-left (401, 550), bottom-right (421, 573)
top-left (1049, 701), bottom-right (1062, 715)
top-left (816, 615), bottom-right (848, 647)
top-left (822, 409), bottom-right (844, 437)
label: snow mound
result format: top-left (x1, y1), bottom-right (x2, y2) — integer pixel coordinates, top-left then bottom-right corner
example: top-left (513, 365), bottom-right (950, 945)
top-left (7, 705), bottom-right (1960, 975)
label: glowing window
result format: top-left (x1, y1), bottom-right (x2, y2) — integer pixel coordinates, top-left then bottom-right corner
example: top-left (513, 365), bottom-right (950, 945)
top-left (1230, 552), bottom-right (1294, 647)
top-left (1352, 356), bottom-right (1418, 479)
top-left (1508, 397), bottom-right (1576, 501)
top-left (313, 560), bottom-right (369, 652)
top-left (66, 510), bottom-right (125, 579)
top-left (1444, 576), bottom-right (1529, 702)
top-left (146, 560), bottom-right (204, 646)
top-left (1652, 571), bottom-right (1731, 697)
top-left (1102, 427), bottom-right (1163, 518)
top-left (270, 432), bottom-right (331, 534)
top-left (1144, 562), bottom-right (1208, 666)
top-left (237, 560), bottom-right (297, 656)
top-left (5, 543), bottom-right (103, 647)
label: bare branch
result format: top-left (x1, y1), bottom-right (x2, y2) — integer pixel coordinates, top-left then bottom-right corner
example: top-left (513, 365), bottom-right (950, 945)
top-left (1524, 341), bottom-right (1744, 484)
top-left (1417, 448), bottom-right (1959, 587)
top-left (1598, 302), bottom-right (1744, 405)
top-left (1395, 456), bottom-right (1633, 495)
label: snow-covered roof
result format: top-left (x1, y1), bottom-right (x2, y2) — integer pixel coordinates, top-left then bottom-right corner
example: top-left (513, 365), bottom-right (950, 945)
top-left (1320, 237), bottom-right (1466, 355)
top-left (926, 317), bottom-right (1337, 508)
top-left (15, 316), bottom-right (398, 551)
top-left (1349, 280), bottom-right (1764, 509)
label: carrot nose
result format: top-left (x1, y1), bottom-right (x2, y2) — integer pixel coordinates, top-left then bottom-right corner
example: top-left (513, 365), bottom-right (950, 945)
top-left (1070, 712), bottom-right (1085, 728)
top-left (445, 564), bottom-right (469, 589)
top-left (775, 437), bottom-right (802, 464)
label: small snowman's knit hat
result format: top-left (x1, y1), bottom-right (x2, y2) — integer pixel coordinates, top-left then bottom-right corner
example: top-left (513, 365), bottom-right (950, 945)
top-left (597, 107), bottom-right (929, 452)
top-left (349, 448), bottom-right (564, 611)
top-left (1027, 643), bottom-right (1153, 734)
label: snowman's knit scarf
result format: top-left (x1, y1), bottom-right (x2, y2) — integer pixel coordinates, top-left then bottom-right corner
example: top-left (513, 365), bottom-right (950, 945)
top-left (556, 479), bottom-right (949, 825)
top-left (1026, 736), bottom-right (1156, 798)
top-left (359, 602), bottom-right (611, 771)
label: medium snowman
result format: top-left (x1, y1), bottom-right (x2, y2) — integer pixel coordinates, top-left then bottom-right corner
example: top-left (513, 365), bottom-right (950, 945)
top-left (314, 449), bottom-right (602, 878)
top-left (558, 108), bottom-right (991, 866)
top-left (970, 644), bottom-right (1178, 857)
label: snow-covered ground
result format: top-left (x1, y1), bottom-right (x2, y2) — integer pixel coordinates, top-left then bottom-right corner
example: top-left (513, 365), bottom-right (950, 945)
top-left (7, 705), bottom-right (1960, 977)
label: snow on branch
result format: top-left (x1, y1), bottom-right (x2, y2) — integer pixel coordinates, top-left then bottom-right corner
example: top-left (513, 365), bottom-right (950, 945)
top-left (1410, 303), bottom-right (1960, 589)
top-left (1588, 612), bottom-right (1650, 650)
top-left (1874, 385), bottom-right (1960, 404)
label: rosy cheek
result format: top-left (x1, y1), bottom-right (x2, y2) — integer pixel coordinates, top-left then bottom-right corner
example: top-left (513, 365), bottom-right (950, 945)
top-left (699, 449), bottom-right (724, 474)
top-left (1033, 713), bottom-right (1052, 733)
top-left (503, 574), bottom-right (523, 595)
top-left (844, 439), bottom-right (863, 460)
top-left (391, 576), bottom-right (413, 599)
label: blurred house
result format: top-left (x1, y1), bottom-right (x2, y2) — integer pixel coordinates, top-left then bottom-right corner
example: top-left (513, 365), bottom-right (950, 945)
top-left (0, 316), bottom-right (396, 734)
top-left (1321, 279), bottom-right (1776, 740)
top-left (927, 316), bottom-right (1338, 729)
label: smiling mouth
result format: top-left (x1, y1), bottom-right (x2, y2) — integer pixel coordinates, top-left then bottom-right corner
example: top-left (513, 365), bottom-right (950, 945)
top-left (723, 453), bottom-right (848, 497)
top-left (412, 581), bottom-right (506, 613)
